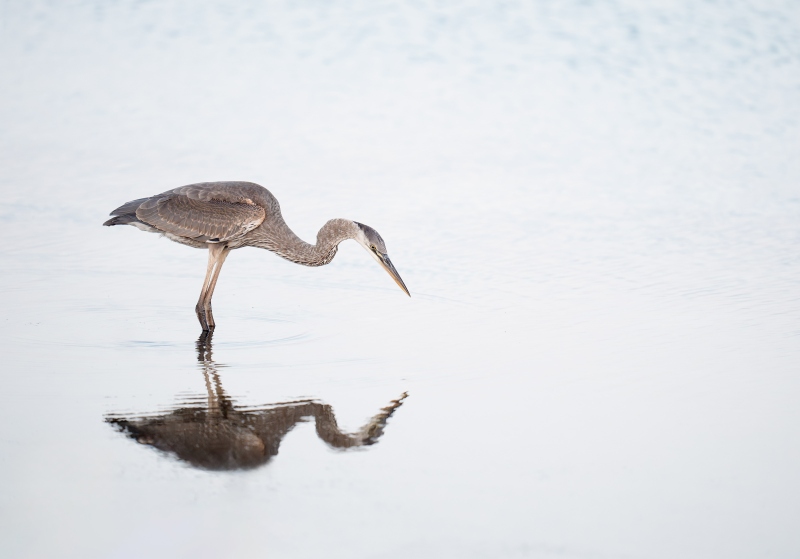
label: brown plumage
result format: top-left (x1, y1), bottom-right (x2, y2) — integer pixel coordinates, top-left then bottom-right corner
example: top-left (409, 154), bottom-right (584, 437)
top-left (104, 181), bottom-right (409, 330)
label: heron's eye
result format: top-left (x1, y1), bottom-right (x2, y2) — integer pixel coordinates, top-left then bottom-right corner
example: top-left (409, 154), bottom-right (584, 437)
top-left (370, 244), bottom-right (376, 251)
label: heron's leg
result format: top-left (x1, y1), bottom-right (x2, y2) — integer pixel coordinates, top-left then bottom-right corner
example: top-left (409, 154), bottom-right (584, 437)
top-left (195, 245), bottom-right (228, 330)
top-left (196, 249), bottom-right (217, 330)
top-left (200, 245), bottom-right (230, 329)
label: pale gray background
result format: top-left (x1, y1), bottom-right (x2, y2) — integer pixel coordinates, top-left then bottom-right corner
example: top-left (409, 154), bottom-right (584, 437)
top-left (1, 1), bottom-right (799, 558)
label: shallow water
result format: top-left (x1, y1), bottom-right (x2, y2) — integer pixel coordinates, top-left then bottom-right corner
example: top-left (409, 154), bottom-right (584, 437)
top-left (1, 1), bottom-right (800, 558)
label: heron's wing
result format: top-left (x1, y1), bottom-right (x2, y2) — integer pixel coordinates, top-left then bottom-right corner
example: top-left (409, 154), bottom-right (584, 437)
top-left (170, 182), bottom-right (272, 206)
top-left (136, 184), bottom-right (267, 241)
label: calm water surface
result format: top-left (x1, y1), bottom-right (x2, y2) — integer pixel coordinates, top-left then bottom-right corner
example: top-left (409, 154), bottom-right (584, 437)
top-left (1, 1), bottom-right (799, 558)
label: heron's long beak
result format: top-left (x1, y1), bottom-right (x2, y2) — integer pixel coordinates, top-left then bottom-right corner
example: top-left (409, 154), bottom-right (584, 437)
top-left (373, 251), bottom-right (410, 296)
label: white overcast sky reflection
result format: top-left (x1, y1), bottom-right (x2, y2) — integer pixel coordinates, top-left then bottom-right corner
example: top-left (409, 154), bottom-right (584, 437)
top-left (1, 1), bottom-right (799, 558)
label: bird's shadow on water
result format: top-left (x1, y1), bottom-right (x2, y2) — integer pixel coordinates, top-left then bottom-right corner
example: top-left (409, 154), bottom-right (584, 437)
top-left (105, 331), bottom-right (408, 471)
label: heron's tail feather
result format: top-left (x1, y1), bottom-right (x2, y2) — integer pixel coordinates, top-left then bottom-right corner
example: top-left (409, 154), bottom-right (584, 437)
top-left (105, 196), bottom-right (152, 226)
top-left (110, 197), bottom-right (150, 216)
top-left (103, 215), bottom-right (137, 226)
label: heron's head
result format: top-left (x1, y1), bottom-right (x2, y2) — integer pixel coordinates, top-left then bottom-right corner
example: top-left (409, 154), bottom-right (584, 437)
top-left (353, 222), bottom-right (410, 296)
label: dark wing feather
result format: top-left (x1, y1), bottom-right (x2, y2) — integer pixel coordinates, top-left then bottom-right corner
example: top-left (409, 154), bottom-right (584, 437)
top-left (135, 182), bottom-right (268, 242)
top-left (109, 197), bottom-right (150, 216)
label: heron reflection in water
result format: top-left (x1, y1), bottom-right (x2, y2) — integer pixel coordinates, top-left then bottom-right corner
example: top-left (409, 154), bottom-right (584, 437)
top-left (106, 332), bottom-right (408, 471)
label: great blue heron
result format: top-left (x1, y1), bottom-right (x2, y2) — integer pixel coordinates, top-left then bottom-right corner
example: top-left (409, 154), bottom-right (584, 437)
top-left (104, 181), bottom-right (409, 330)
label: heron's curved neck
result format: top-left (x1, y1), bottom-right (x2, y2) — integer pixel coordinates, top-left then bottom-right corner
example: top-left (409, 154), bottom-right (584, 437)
top-left (252, 217), bottom-right (359, 266)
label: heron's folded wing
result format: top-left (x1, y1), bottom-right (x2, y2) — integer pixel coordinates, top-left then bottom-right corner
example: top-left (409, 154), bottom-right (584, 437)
top-left (136, 194), bottom-right (266, 241)
top-left (170, 182), bottom-right (269, 206)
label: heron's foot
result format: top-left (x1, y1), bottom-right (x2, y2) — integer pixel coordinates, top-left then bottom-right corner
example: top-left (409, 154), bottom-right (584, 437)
top-left (195, 302), bottom-right (216, 331)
